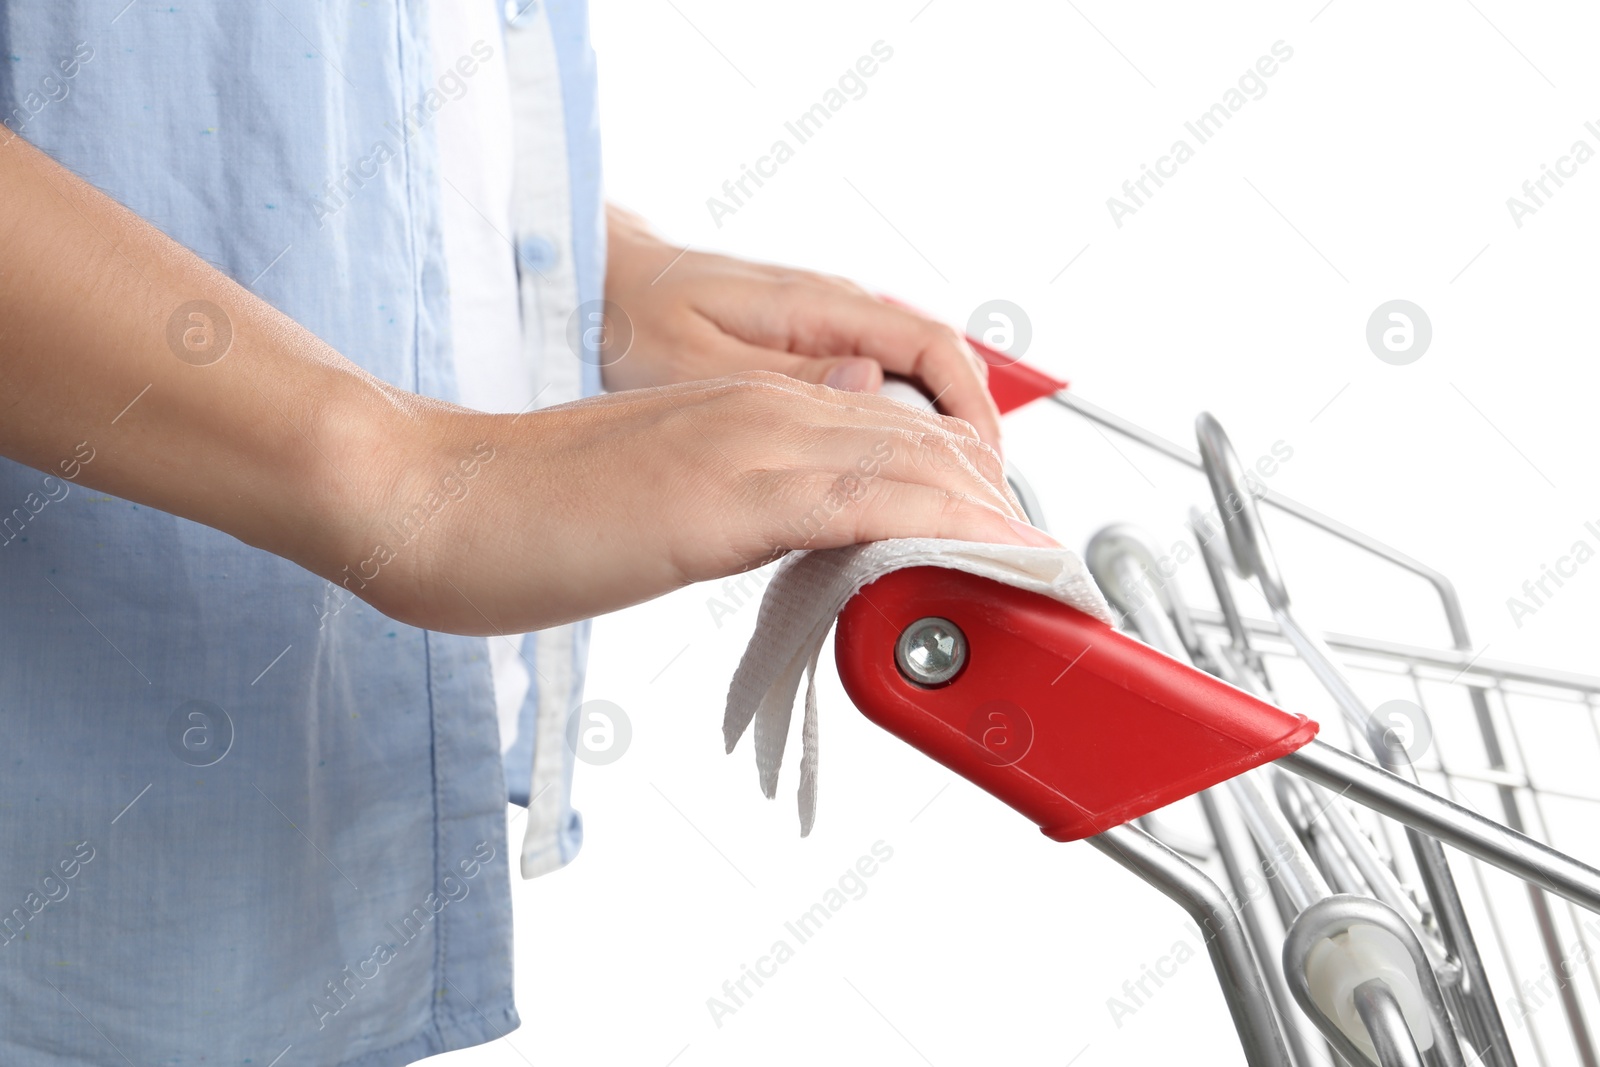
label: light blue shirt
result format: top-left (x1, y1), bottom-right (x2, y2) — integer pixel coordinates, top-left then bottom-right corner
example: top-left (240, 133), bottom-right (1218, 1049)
top-left (0, 2), bottom-right (603, 1063)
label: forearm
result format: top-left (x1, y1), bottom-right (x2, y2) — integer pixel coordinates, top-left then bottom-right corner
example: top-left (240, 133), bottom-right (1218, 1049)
top-left (0, 133), bottom-right (411, 580)
top-left (0, 143), bottom-right (1038, 638)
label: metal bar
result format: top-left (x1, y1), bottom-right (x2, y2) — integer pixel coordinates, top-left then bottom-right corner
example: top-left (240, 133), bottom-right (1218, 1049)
top-left (1495, 680), bottom-right (1600, 1067)
top-left (1181, 608), bottom-right (1600, 696)
top-left (1281, 741), bottom-right (1600, 914)
top-left (1229, 771), bottom-right (1333, 914)
top-left (1051, 392), bottom-right (1470, 649)
top-left (1458, 796), bottom-right (1554, 1067)
top-left (1188, 410), bottom-right (1522, 1067)
top-left (1283, 895), bottom-right (1468, 1067)
top-left (1089, 825), bottom-right (1291, 1067)
top-left (1424, 673), bottom-right (1531, 1066)
top-left (1272, 615), bottom-right (1518, 1065)
top-left (1192, 506), bottom-right (1274, 694)
top-left (1201, 789), bottom-right (1330, 1067)
top-left (1305, 780), bottom-right (1438, 962)
top-left (1353, 980), bottom-right (1427, 1067)
top-left (1225, 465), bottom-right (1512, 1060)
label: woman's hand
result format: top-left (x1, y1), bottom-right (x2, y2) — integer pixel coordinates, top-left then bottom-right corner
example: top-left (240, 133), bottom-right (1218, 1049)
top-left (0, 138), bottom-right (1047, 641)
top-left (364, 372), bottom-right (1049, 636)
top-left (601, 205), bottom-right (1004, 451)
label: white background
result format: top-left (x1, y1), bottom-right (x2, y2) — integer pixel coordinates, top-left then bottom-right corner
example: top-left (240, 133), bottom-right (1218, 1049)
top-left (442, 1), bottom-right (1600, 1064)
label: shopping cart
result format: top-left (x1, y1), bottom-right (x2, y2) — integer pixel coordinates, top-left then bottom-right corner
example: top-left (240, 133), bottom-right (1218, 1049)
top-left (838, 347), bottom-right (1600, 1066)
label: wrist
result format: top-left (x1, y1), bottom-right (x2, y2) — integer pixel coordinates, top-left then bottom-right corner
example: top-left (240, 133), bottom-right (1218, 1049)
top-left (310, 393), bottom-right (510, 630)
top-left (259, 366), bottom-right (432, 600)
top-left (605, 203), bottom-right (679, 294)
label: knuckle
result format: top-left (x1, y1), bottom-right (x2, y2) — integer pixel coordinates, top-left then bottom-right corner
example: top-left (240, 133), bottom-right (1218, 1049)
top-left (967, 342), bottom-right (991, 378)
top-left (939, 413), bottom-right (980, 439)
top-left (941, 487), bottom-right (1003, 531)
top-left (909, 430), bottom-right (967, 474)
top-left (778, 266), bottom-right (860, 295)
top-left (964, 437), bottom-right (1004, 481)
top-left (799, 270), bottom-right (868, 297)
top-left (719, 370), bottom-right (800, 405)
top-left (766, 271), bottom-right (816, 299)
top-left (925, 321), bottom-right (964, 348)
top-left (727, 368), bottom-right (789, 388)
top-left (936, 487), bottom-right (980, 523)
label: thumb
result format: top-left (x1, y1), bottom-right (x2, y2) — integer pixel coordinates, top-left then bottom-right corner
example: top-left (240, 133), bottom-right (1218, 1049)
top-left (812, 355), bottom-right (885, 393)
top-left (709, 335), bottom-right (884, 392)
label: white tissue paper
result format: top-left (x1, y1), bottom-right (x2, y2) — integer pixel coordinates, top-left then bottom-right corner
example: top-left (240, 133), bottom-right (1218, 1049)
top-left (722, 538), bottom-right (1113, 835)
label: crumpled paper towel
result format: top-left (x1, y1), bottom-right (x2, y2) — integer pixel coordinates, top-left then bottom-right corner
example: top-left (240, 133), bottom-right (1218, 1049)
top-left (721, 539), bottom-right (1113, 835)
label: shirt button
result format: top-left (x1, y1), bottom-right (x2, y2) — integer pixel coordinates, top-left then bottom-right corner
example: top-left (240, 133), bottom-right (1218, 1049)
top-left (517, 235), bottom-right (559, 272)
top-left (504, 0), bottom-right (537, 26)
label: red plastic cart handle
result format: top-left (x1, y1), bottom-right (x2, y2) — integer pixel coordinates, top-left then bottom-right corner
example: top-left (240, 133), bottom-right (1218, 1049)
top-left (835, 567), bottom-right (1319, 841)
top-left (878, 295), bottom-right (1066, 415)
top-left (966, 335), bottom-right (1067, 415)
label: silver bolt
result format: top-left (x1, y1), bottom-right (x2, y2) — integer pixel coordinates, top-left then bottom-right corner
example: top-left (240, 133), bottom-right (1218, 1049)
top-left (895, 617), bottom-right (968, 687)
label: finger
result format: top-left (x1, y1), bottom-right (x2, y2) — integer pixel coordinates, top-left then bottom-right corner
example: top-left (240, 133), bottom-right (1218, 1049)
top-left (719, 341), bottom-right (886, 394)
top-left (749, 289), bottom-right (1006, 451)
top-left (645, 370), bottom-right (1021, 519)
top-left (661, 321), bottom-right (991, 459)
top-left (742, 372), bottom-right (1001, 475)
top-left (743, 408), bottom-right (1025, 526)
top-left (694, 345), bottom-right (996, 452)
top-left (709, 365), bottom-right (986, 448)
top-left (772, 477), bottom-right (1058, 553)
top-left (746, 372), bottom-right (1020, 517)
top-left (882, 298), bottom-right (989, 383)
top-left (871, 427), bottom-right (1022, 521)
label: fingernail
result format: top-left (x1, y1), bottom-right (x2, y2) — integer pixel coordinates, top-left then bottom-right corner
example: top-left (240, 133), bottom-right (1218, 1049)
top-left (825, 358), bottom-right (880, 393)
top-left (1006, 516), bottom-right (1061, 548)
